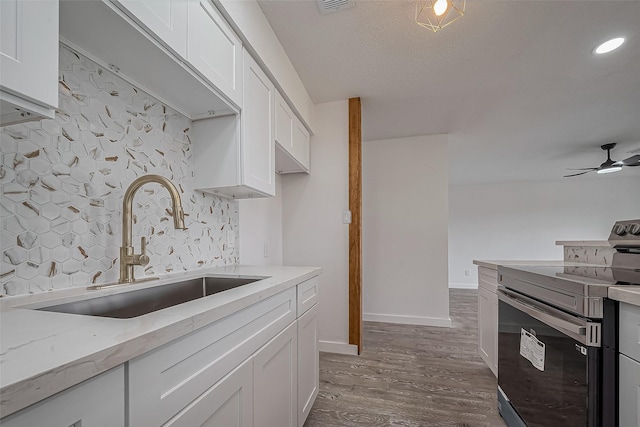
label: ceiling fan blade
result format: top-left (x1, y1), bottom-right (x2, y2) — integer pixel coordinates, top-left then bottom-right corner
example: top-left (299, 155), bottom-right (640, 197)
top-left (564, 170), bottom-right (595, 178)
top-left (620, 154), bottom-right (640, 167)
top-left (566, 168), bottom-right (599, 171)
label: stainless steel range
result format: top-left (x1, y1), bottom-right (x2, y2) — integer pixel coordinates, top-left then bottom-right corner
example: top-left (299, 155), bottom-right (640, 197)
top-left (496, 219), bottom-right (640, 427)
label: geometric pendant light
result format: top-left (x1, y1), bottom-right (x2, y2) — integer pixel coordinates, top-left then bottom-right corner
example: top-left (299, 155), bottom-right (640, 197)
top-left (416, 0), bottom-right (466, 32)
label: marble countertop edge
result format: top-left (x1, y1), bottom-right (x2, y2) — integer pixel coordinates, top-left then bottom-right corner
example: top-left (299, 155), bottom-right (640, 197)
top-left (0, 265), bottom-right (321, 418)
top-left (608, 286), bottom-right (640, 307)
top-left (555, 240), bottom-right (611, 247)
top-left (472, 260), bottom-right (604, 270)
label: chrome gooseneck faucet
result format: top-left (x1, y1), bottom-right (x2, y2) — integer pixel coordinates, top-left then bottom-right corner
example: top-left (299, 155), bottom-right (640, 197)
top-left (119, 174), bottom-right (186, 284)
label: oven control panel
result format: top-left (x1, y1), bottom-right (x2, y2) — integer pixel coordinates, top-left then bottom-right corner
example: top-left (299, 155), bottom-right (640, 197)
top-left (608, 219), bottom-right (640, 248)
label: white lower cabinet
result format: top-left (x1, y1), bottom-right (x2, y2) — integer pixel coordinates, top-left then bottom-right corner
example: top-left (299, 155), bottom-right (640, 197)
top-left (619, 353), bottom-right (640, 427)
top-left (0, 366), bottom-right (125, 427)
top-left (126, 278), bottom-right (319, 427)
top-left (477, 267), bottom-right (498, 377)
top-left (164, 357), bottom-right (254, 427)
top-left (619, 302), bottom-right (640, 427)
top-left (254, 321), bottom-right (298, 427)
top-left (128, 287), bottom-right (296, 426)
top-left (297, 303), bottom-right (319, 426)
top-left (1, 277), bottom-right (320, 426)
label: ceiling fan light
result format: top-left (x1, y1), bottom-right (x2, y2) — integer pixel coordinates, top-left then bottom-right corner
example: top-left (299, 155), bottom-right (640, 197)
top-left (597, 166), bottom-right (623, 174)
top-left (593, 37), bottom-right (625, 55)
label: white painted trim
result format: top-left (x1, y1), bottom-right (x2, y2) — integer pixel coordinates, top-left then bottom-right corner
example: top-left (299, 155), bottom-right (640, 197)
top-left (318, 341), bottom-right (359, 355)
top-left (363, 313), bottom-right (452, 328)
top-left (449, 283), bottom-right (478, 289)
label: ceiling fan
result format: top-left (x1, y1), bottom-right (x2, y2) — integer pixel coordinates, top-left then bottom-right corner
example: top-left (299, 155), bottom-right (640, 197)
top-left (564, 143), bottom-right (640, 177)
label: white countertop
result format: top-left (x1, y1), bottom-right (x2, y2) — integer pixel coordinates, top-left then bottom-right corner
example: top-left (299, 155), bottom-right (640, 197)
top-left (609, 286), bottom-right (640, 307)
top-left (472, 260), bottom-right (599, 270)
top-left (555, 240), bottom-right (611, 247)
top-left (0, 265), bottom-right (321, 418)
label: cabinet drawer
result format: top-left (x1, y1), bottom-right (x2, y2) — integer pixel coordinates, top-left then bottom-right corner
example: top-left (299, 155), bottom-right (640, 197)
top-left (129, 287), bottom-right (296, 427)
top-left (478, 267), bottom-right (498, 293)
top-left (297, 276), bottom-right (319, 316)
top-left (479, 266), bottom-right (498, 281)
top-left (1, 366), bottom-right (124, 427)
top-left (620, 302), bottom-right (640, 362)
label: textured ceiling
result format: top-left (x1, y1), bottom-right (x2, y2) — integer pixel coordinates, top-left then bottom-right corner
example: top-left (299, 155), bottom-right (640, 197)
top-left (258, 0), bottom-right (640, 184)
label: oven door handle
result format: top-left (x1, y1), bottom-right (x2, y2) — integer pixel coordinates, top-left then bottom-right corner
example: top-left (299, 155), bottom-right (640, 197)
top-left (498, 288), bottom-right (601, 347)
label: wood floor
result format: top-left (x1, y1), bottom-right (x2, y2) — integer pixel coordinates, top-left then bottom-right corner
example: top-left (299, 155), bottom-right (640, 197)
top-left (304, 289), bottom-right (507, 427)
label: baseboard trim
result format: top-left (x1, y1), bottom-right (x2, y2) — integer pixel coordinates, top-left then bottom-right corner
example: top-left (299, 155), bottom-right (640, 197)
top-left (318, 341), bottom-right (359, 355)
top-left (363, 313), bottom-right (452, 328)
top-left (449, 283), bottom-right (478, 289)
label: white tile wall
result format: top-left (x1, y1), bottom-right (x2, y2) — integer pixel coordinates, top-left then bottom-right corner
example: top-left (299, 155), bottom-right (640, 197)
top-left (0, 45), bottom-right (239, 296)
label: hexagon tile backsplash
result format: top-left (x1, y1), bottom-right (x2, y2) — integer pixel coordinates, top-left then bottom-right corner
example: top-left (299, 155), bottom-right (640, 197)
top-left (0, 45), bottom-right (239, 297)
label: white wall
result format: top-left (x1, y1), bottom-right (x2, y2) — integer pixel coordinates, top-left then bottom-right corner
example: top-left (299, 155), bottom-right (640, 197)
top-left (238, 174), bottom-right (283, 265)
top-left (449, 176), bottom-right (640, 287)
top-left (362, 135), bottom-right (451, 327)
top-left (282, 100), bottom-right (355, 354)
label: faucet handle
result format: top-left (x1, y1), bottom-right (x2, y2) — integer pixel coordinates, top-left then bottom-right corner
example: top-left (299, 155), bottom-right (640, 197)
top-left (138, 236), bottom-right (150, 266)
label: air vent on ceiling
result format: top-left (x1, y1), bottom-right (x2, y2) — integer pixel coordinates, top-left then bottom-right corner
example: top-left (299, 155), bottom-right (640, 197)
top-left (316, 0), bottom-right (355, 15)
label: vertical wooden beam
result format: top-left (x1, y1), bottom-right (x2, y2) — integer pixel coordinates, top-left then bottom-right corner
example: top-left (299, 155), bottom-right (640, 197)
top-left (348, 97), bottom-right (362, 354)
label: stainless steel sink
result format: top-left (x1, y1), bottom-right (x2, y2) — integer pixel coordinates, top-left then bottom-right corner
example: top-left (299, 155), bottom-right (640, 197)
top-left (38, 276), bottom-right (265, 319)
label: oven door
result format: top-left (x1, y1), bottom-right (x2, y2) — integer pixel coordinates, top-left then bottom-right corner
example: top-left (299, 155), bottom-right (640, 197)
top-left (497, 288), bottom-right (602, 427)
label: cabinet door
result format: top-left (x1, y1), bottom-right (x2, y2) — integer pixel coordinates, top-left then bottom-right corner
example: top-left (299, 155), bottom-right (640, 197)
top-left (297, 303), bottom-right (319, 427)
top-left (275, 91), bottom-right (294, 153)
top-left (478, 285), bottom-right (498, 377)
top-left (620, 302), bottom-right (640, 362)
top-left (0, 0), bottom-right (58, 109)
top-left (187, 0), bottom-right (242, 107)
top-left (254, 321), bottom-right (297, 427)
top-left (0, 366), bottom-right (125, 427)
top-left (619, 354), bottom-right (640, 427)
top-left (113, 0), bottom-right (188, 57)
top-left (292, 120), bottom-right (310, 171)
top-left (241, 49), bottom-right (275, 196)
top-left (163, 358), bottom-right (253, 427)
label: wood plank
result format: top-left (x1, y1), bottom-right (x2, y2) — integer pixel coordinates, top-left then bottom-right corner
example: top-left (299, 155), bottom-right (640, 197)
top-left (348, 97), bottom-right (362, 354)
top-left (304, 290), bottom-right (507, 427)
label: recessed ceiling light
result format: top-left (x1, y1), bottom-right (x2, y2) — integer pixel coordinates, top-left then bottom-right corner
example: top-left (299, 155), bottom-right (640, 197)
top-left (593, 37), bottom-right (625, 55)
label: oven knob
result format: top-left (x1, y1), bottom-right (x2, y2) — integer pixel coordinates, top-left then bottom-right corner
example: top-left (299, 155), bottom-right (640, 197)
top-left (628, 223), bottom-right (640, 236)
top-left (612, 224), bottom-right (627, 236)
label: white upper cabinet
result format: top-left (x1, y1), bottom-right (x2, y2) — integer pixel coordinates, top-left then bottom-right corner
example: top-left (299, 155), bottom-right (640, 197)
top-left (192, 49), bottom-right (275, 199)
top-left (292, 119), bottom-right (310, 171)
top-left (274, 91), bottom-right (310, 174)
top-left (241, 49), bottom-right (275, 196)
top-left (112, 0), bottom-right (188, 57)
top-left (275, 92), bottom-right (295, 154)
top-left (60, 0), bottom-right (237, 120)
top-left (0, 0), bottom-right (58, 125)
top-left (188, 0), bottom-right (243, 107)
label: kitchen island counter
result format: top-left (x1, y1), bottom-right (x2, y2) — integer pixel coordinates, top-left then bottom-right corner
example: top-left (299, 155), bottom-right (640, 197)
top-left (472, 260), bottom-right (600, 270)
